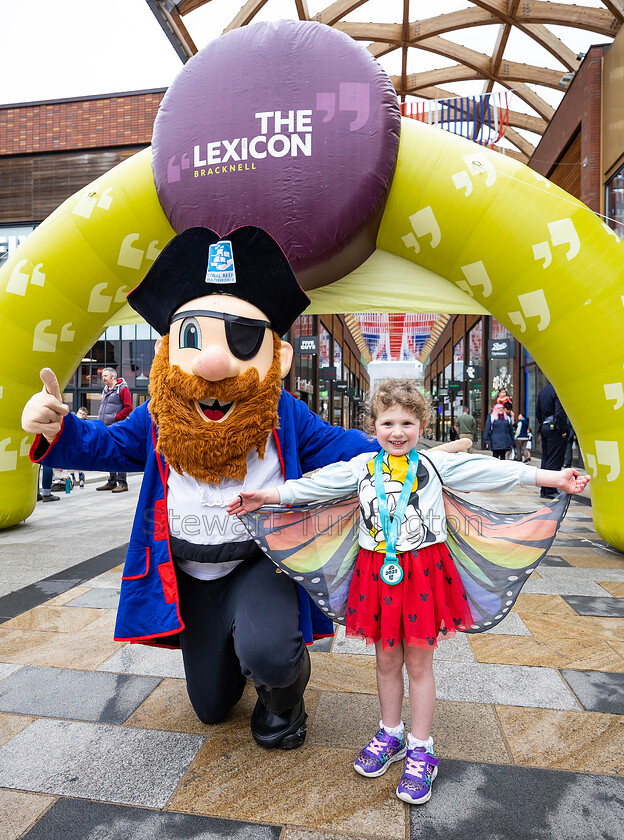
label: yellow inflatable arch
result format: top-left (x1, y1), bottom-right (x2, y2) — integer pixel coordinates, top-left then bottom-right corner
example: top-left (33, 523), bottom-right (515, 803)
top-left (1, 118), bottom-right (623, 548)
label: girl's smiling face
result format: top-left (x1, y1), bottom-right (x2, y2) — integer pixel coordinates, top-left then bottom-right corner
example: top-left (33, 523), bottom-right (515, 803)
top-left (375, 404), bottom-right (421, 457)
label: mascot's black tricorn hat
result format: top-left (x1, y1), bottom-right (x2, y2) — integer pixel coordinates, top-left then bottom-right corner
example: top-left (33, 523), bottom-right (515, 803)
top-left (127, 226), bottom-right (310, 337)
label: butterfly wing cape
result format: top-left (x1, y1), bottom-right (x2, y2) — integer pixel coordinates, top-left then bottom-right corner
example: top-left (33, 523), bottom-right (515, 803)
top-left (442, 490), bottom-right (569, 631)
top-left (240, 495), bottom-right (360, 623)
top-left (240, 490), bottom-right (570, 632)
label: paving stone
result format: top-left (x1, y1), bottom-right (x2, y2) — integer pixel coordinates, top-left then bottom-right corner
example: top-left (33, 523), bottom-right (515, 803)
top-left (538, 568), bottom-right (624, 582)
top-left (428, 661), bottom-right (580, 710)
top-left (0, 789), bottom-right (56, 840)
top-left (522, 578), bottom-right (609, 597)
top-left (0, 665), bottom-right (161, 723)
top-left (98, 643), bottom-right (186, 678)
top-left (308, 635), bottom-right (333, 652)
top-left (434, 632), bottom-right (475, 661)
top-left (21, 797), bottom-right (281, 840)
top-left (84, 572), bottom-right (122, 590)
top-left (0, 663), bottom-right (21, 681)
top-left (561, 595), bottom-right (624, 617)
top-left (66, 588), bottom-right (120, 609)
top-left (408, 759), bottom-right (624, 840)
top-left (0, 718), bottom-right (204, 808)
top-left (539, 555), bottom-right (572, 567)
top-left (331, 625), bottom-right (375, 656)
top-left (0, 711), bottom-right (35, 748)
top-left (482, 611), bottom-right (531, 636)
top-left (560, 669), bottom-right (624, 714)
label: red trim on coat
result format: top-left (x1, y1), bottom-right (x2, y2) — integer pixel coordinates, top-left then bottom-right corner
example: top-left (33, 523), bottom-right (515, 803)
top-left (148, 422), bottom-right (184, 634)
top-left (122, 547), bottom-right (150, 580)
top-left (114, 625), bottom-right (182, 644)
top-left (29, 418), bottom-right (65, 463)
top-left (272, 428), bottom-right (286, 479)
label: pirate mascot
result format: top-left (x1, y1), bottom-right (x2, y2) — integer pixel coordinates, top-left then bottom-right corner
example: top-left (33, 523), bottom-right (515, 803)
top-left (22, 226), bottom-right (377, 749)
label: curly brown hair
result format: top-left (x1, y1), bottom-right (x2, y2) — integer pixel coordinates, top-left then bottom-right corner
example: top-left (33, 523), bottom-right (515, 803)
top-left (363, 378), bottom-right (432, 434)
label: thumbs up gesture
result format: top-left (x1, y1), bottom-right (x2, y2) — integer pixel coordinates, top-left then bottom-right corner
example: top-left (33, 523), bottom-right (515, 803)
top-left (21, 368), bottom-right (70, 443)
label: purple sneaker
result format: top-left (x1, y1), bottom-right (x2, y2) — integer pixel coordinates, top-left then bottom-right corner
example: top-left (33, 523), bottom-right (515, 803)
top-left (354, 727), bottom-right (406, 777)
top-left (396, 746), bottom-right (439, 805)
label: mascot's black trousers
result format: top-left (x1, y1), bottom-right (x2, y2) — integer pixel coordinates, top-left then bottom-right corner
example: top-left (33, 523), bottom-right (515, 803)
top-left (174, 549), bottom-right (310, 749)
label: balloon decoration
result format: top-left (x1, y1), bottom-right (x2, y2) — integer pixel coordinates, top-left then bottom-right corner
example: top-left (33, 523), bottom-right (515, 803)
top-left (1, 20), bottom-right (623, 551)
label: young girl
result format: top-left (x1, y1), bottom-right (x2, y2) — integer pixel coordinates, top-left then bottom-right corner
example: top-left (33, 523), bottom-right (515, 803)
top-left (228, 379), bottom-right (588, 806)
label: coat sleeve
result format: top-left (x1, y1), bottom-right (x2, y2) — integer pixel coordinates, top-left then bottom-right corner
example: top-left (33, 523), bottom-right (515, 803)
top-left (291, 396), bottom-right (379, 472)
top-left (30, 402), bottom-right (150, 472)
top-left (116, 386), bottom-right (133, 421)
top-left (483, 417), bottom-right (492, 446)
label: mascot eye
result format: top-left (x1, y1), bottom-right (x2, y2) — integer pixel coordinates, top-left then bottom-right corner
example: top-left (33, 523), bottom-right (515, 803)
top-left (179, 317), bottom-right (201, 350)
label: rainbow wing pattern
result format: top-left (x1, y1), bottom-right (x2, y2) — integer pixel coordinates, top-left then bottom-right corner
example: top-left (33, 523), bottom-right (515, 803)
top-left (240, 490), bottom-right (570, 633)
top-left (443, 490), bottom-right (570, 632)
top-left (240, 495), bottom-right (360, 622)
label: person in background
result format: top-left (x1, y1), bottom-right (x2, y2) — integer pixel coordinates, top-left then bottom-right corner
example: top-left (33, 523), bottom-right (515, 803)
top-left (536, 382), bottom-right (569, 500)
top-left (484, 402), bottom-right (514, 460)
top-left (96, 368), bottom-right (132, 493)
top-left (38, 465), bottom-right (59, 503)
top-left (70, 407), bottom-right (88, 487)
top-left (497, 388), bottom-right (515, 424)
top-left (526, 427), bottom-right (533, 460)
top-left (563, 420), bottom-right (583, 470)
top-left (514, 412), bottom-right (530, 463)
top-left (454, 406), bottom-right (475, 453)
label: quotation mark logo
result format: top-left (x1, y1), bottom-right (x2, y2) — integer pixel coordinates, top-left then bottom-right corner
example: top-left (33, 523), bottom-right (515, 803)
top-left (316, 83), bottom-right (370, 131)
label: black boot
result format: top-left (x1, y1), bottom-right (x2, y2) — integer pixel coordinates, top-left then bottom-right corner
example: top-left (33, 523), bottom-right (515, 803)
top-left (251, 648), bottom-right (310, 750)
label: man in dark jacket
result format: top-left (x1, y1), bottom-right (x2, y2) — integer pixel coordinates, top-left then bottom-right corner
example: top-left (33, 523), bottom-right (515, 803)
top-left (96, 367), bottom-right (132, 493)
top-left (536, 382), bottom-right (569, 499)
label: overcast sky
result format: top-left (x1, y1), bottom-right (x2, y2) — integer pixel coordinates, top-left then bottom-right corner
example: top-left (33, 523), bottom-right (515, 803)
top-left (2, 0), bottom-right (613, 148)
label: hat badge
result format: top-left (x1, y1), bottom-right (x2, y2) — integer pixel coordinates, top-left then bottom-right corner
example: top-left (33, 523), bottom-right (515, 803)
top-left (205, 240), bottom-right (236, 284)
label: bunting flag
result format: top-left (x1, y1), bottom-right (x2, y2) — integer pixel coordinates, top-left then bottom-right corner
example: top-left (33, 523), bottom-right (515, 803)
top-left (401, 92), bottom-right (510, 147)
top-left (238, 491), bottom-right (570, 634)
top-left (354, 313), bottom-right (438, 361)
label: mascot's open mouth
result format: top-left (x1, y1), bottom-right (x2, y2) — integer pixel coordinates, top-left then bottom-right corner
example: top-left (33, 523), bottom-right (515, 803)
top-left (196, 398), bottom-right (234, 422)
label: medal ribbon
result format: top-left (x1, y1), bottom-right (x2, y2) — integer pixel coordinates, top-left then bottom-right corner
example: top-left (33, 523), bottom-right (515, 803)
top-left (374, 448), bottom-right (419, 584)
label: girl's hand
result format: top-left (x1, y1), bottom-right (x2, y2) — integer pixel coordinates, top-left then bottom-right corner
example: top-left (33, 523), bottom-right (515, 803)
top-left (558, 468), bottom-right (590, 495)
top-left (226, 489), bottom-right (278, 516)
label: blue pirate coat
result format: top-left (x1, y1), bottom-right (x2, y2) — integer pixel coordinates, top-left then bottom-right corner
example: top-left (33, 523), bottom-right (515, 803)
top-left (31, 392), bottom-right (376, 646)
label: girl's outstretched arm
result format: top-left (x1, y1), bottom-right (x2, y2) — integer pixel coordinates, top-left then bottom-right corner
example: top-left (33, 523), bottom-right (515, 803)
top-left (536, 468), bottom-right (589, 495)
top-left (430, 438), bottom-right (471, 454)
top-left (227, 487), bottom-right (280, 516)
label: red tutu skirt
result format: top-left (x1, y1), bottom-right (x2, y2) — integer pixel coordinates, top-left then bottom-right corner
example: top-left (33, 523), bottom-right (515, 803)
top-left (345, 542), bottom-right (474, 651)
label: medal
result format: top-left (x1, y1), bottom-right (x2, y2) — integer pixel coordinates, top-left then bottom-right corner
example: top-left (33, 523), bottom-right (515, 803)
top-left (374, 448), bottom-right (419, 586)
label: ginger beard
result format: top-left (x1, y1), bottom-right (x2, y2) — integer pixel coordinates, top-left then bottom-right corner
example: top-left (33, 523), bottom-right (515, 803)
top-left (149, 333), bottom-right (282, 484)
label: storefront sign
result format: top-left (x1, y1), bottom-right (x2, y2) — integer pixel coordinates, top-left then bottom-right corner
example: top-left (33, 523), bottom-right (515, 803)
top-left (319, 366), bottom-right (336, 380)
top-left (438, 387), bottom-right (449, 397)
top-left (489, 339), bottom-right (515, 359)
top-left (464, 364), bottom-right (482, 381)
top-left (334, 380), bottom-right (349, 391)
top-left (448, 380), bottom-right (462, 391)
top-left (295, 335), bottom-right (318, 354)
top-left (346, 387), bottom-right (357, 397)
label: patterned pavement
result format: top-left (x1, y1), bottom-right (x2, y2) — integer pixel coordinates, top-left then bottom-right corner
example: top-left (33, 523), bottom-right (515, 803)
top-left (1, 474), bottom-right (623, 839)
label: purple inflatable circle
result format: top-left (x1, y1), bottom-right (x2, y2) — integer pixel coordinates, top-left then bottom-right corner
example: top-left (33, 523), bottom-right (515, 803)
top-left (151, 19), bottom-right (400, 289)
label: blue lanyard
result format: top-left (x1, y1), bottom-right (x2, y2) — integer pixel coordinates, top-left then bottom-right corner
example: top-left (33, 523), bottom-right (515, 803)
top-left (373, 448), bottom-right (419, 585)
